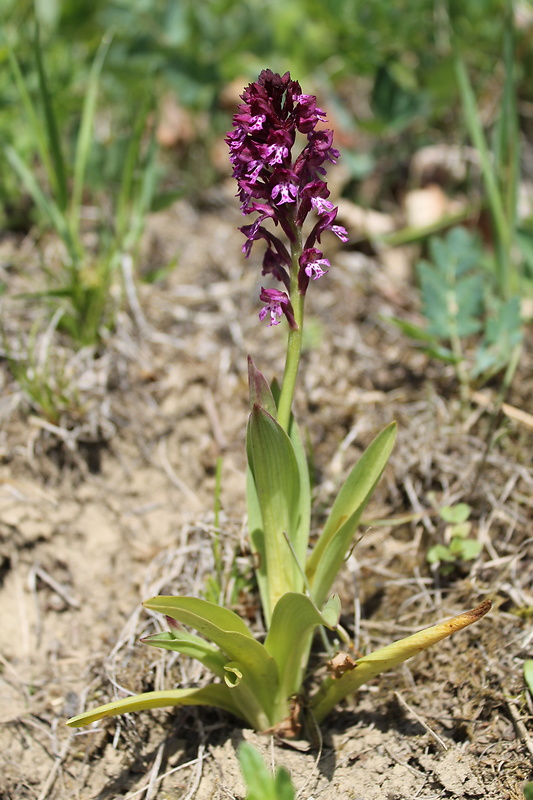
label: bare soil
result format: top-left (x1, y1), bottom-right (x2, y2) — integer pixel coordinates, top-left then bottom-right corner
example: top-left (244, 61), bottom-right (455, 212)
top-left (1, 187), bottom-right (532, 799)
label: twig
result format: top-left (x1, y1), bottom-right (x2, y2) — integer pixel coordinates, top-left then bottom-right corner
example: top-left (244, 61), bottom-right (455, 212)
top-left (394, 691), bottom-right (448, 751)
top-left (145, 741), bottom-right (166, 800)
top-left (123, 754), bottom-right (206, 800)
top-left (182, 743), bottom-right (206, 800)
top-left (157, 437), bottom-right (201, 509)
top-left (31, 564), bottom-right (80, 608)
top-left (472, 390), bottom-right (533, 429)
top-left (37, 733), bottom-right (73, 800)
top-left (504, 696), bottom-right (533, 763)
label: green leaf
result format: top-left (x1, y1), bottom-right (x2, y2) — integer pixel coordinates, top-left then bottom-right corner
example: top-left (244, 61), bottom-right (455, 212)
top-left (524, 782), bottom-right (533, 800)
top-left (247, 406), bottom-right (304, 622)
top-left (34, 23), bottom-right (68, 212)
top-left (307, 422), bottom-right (396, 608)
top-left (472, 296), bottom-right (523, 379)
top-left (248, 357), bottom-right (277, 417)
top-left (264, 592), bottom-right (340, 700)
top-left (239, 743), bottom-right (295, 800)
top-left (449, 538), bottom-right (482, 561)
top-left (311, 600), bottom-right (491, 723)
top-left (440, 503), bottom-right (471, 524)
top-left (143, 596), bottom-right (281, 724)
top-left (427, 544), bottom-right (455, 564)
top-left (141, 630), bottom-right (228, 678)
top-left (66, 684), bottom-right (244, 728)
top-left (70, 32), bottom-right (112, 240)
top-left (3, 145), bottom-right (74, 256)
top-left (287, 412), bottom-right (311, 564)
top-left (525, 660), bottom-right (533, 695)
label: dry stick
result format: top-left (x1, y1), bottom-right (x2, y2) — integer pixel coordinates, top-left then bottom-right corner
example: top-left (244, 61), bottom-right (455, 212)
top-left (504, 696), bottom-right (533, 764)
top-left (31, 564), bottom-right (80, 609)
top-left (37, 733), bottom-right (74, 800)
top-left (145, 741), bottom-right (166, 800)
top-left (121, 253), bottom-right (185, 349)
top-left (469, 343), bottom-right (522, 495)
top-left (394, 690), bottom-right (448, 751)
top-left (123, 755), bottom-right (206, 800)
top-left (157, 437), bottom-right (201, 509)
top-left (182, 743), bottom-right (206, 800)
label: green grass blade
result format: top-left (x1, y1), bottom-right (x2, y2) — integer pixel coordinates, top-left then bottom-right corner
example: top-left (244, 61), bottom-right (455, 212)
top-left (307, 422), bottom-right (396, 607)
top-left (116, 95), bottom-right (154, 245)
top-left (3, 36), bottom-right (54, 187)
top-left (34, 23), bottom-right (68, 212)
top-left (311, 600), bottom-right (491, 723)
top-left (3, 144), bottom-right (73, 252)
top-left (70, 31), bottom-right (113, 239)
top-left (66, 684), bottom-right (244, 728)
top-left (454, 53), bottom-right (510, 298)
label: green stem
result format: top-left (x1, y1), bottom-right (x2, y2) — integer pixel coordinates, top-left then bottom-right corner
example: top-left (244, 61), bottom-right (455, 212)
top-left (277, 225), bottom-right (304, 432)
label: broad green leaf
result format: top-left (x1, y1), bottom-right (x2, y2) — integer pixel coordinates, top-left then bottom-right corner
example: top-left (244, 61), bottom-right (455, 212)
top-left (66, 684), bottom-right (244, 728)
top-left (247, 406), bottom-right (303, 622)
top-left (427, 544), bottom-right (455, 564)
top-left (144, 596), bottom-right (254, 639)
top-left (311, 599), bottom-right (491, 722)
top-left (440, 503), bottom-right (471, 524)
top-left (264, 592), bottom-right (340, 699)
top-left (141, 630), bottom-right (227, 678)
top-left (524, 782), bottom-right (533, 800)
top-left (246, 464), bottom-right (269, 614)
top-left (307, 422), bottom-right (396, 607)
top-left (144, 596), bottom-right (280, 722)
top-left (449, 538), bottom-right (482, 561)
top-left (287, 412), bottom-right (311, 556)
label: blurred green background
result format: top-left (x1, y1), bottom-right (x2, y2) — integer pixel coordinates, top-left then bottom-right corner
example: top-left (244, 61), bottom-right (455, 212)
top-left (2, 0), bottom-right (532, 224)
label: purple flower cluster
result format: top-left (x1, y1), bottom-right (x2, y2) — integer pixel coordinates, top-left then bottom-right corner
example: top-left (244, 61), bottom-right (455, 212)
top-left (226, 69), bottom-right (347, 326)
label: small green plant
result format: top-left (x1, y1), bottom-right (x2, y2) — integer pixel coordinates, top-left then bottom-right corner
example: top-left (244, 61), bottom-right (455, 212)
top-left (391, 226), bottom-right (523, 401)
top-left (239, 743), bottom-right (295, 800)
top-left (67, 71), bottom-right (490, 737)
top-left (392, 8), bottom-right (527, 404)
top-left (2, 26), bottom-right (158, 347)
top-left (427, 503), bottom-right (482, 575)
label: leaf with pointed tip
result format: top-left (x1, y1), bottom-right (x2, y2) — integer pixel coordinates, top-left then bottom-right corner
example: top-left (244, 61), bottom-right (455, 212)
top-left (66, 684), bottom-right (245, 728)
top-left (247, 406), bottom-right (303, 621)
top-left (265, 593), bottom-right (341, 700)
top-left (141, 630), bottom-right (228, 678)
top-left (248, 357), bottom-right (277, 417)
top-left (307, 423), bottom-right (396, 607)
top-left (311, 600), bottom-right (491, 722)
top-left (144, 596), bottom-right (280, 722)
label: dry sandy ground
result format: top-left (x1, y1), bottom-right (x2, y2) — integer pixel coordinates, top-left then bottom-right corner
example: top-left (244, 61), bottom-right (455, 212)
top-left (0, 191), bottom-right (532, 799)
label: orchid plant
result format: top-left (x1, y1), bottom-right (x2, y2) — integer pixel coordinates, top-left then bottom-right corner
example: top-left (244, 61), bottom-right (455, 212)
top-left (67, 71), bottom-right (490, 736)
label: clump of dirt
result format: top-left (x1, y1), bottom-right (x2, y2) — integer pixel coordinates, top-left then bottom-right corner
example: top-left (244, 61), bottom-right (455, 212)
top-left (0, 191), bottom-right (532, 799)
